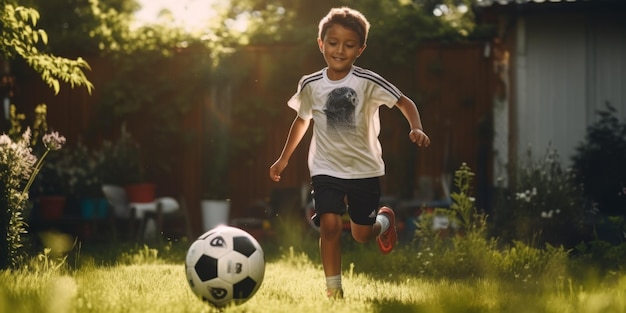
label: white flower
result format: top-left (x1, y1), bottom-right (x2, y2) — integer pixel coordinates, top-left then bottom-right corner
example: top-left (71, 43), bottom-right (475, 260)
top-left (42, 131), bottom-right (66, 151)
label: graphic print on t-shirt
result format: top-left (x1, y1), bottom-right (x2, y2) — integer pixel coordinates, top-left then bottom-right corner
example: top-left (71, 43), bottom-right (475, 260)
top-left (324, 87), bottom-right (357, 134)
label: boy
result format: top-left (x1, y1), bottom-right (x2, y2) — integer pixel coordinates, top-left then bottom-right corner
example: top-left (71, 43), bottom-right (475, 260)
top-left (269, 7), bottom-right (430, 299)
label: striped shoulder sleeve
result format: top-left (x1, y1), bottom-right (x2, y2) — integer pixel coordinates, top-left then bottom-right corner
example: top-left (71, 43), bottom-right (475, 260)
top-left (288, 70), bottom-right (324, 118)
top-left (352, 66), bottom-right (402, 99)
top-left (298, 70), bottom-right (324, 92)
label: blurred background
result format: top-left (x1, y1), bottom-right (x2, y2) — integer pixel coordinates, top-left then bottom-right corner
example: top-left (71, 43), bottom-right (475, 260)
top-left (3, 0), bottom-right (625, 247)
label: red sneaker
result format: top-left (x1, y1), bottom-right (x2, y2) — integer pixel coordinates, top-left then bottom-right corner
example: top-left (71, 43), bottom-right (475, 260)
top-left (376, 207), bottom-right (397, 254)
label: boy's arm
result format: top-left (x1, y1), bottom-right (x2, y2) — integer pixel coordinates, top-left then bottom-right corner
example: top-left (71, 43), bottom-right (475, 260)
top-left (269, 116), bottom-right (311, 182)
top-left (395, 95), bottom-right (430, 147)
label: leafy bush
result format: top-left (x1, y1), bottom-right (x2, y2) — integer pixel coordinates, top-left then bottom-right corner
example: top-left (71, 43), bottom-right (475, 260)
top-left (571, 103), bottom-right (626, 216)
top-left (0, 131), bottom-right (36, 270)
top-left (96, 128), bottom-right (143, 186)
top-left (411, 163), bottom-right (570, 285)
top-left (573, 240), bottom-right (626, 277)
top-left (492, 147), bottom-right (586, 247)
top-left (0, 103), bottom-right (67, 270)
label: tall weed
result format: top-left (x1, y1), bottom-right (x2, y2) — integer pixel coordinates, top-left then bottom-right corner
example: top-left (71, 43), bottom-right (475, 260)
top-left (413, 163), bottom-right (570, 284)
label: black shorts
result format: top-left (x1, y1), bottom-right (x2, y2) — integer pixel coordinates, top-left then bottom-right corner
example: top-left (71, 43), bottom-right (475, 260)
top-left (311, 175), bottom-right (381, 226)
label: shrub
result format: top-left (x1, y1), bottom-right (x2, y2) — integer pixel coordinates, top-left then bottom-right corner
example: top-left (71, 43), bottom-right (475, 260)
top-left (492, 147), bottom-right (586, 247)
top-left (32, 140), bottom-right (104, 201)
top-left (0, 104), bottom-right (66, 270)
top-left (0, 131), bottom-right (36, 270)
top-left (573, 240), bottom-right (626, 277)
top-left (571, 103), bottom-right (626, 228)
top-left (96, 128), bottom-right (143, 186)
top-left (412, 163), bottom-right (570, 284)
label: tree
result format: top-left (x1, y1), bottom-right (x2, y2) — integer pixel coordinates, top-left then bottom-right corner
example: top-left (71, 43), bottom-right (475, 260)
top-left (572, 104), bottom-right (626, 217)
top-left (0, 1), bottom-right (93, 94)
top-left (19, 0), bottom-right (139, 56)
top-left (222, 0), bottom-right (472, 76)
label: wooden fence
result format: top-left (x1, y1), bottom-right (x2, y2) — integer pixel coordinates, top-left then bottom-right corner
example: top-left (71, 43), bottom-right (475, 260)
top-left (10, 41), bottom-right (496, 237)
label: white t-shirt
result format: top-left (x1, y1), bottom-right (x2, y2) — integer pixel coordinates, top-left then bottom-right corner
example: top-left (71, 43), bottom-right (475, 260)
top-left (288, 66), bottom-right (402, 179)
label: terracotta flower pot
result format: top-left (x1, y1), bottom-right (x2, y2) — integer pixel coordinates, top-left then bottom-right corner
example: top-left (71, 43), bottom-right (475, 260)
top-left (39, 196), bottom-right (66, 219)
top-left (124, 183), bottom-right (156, 203)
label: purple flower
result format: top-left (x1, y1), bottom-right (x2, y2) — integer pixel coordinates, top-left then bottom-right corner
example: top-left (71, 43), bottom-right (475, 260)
top-left (42, 132), bottom-right (66, 151)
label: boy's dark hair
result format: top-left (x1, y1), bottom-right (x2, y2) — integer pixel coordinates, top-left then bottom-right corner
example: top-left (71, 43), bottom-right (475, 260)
top-left (318, 7), bottom-right (370, 47)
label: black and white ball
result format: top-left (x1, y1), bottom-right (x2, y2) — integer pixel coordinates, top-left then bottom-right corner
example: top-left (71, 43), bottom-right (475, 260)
top-left (185, 226), bottom-right (265, 308)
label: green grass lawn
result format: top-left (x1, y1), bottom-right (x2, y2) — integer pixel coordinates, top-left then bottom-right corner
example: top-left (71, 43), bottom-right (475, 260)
top-left (1, 238), bottom-right (625, 313)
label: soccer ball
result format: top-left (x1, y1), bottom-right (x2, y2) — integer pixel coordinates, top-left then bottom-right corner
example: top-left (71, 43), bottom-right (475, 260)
top-left (185, 225), bottom-right (265, 308)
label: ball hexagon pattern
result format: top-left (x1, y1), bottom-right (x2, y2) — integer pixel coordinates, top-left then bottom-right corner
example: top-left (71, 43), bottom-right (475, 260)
top-left (185, 226), bottom-right (265, 308)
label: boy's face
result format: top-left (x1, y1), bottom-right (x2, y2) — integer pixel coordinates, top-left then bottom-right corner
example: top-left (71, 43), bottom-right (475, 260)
top-left (318, 24), bottom-right (366, 80)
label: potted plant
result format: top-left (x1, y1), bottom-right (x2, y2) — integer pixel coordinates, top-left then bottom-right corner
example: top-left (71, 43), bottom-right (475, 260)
top-left (34, 133), bottom-right (70, 220)
top-left (66, 141), bottom-right (108, 219)
top-left (97, 126), bottom-right (156, 204)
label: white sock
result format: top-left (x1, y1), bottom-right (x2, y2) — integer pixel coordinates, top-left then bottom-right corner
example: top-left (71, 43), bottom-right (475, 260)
top-left (376, 213), bottom-right (390, 236)
top-left (326, 274), bottom-right (342, 290)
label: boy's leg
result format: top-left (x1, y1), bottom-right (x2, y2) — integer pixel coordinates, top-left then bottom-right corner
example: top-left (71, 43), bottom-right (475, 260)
top-left (312, 175), bottom-right (350, 298)
top-left (349, 206), bottom-right (396, 254)
top-left (350, 221), bottom-right (380, 242)
top-left (319, 213), bottom-right (343, 276)
top-left (319, 212), bottom-right (344, 298)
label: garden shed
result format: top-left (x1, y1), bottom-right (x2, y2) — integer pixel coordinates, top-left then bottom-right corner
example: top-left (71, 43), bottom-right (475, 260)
top-left (475, 0), bottom-right (626, 183)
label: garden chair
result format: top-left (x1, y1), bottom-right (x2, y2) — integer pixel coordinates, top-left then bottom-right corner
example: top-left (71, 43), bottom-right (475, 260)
top-left (101, 184), bottom-right (139, 240)
top-left (101, 185), bottom-right (193, 241)
top-left (153, 196), bottom-right (194, 241)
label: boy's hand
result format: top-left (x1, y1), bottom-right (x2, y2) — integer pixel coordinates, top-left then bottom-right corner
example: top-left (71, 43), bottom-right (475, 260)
top-left (409, 129), bottom-right (430, 147)
top-left (269, 159), bottom-right (288, 182)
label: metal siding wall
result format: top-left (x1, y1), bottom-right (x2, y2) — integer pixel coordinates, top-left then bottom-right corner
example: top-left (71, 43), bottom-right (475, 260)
top-left (517, 14), bottom-right (587, 164)
top-left (589, 16), bottom-right (626, 122)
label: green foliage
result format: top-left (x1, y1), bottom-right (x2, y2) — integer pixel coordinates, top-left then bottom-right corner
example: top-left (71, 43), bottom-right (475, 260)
top-left (574, 240), bottom-right (626, 277)
top-left (569, 103), bottom-right (626, 261)
top-left (118, 244), bottom-right (161, 265)
top-left (0, 103), bottom-right (68, 270)
top-left (231, 0), bottom-right (472, 91)
top-left (413, 163), bottom-right (495, 279)
top-left (20, 0), bottom-right (139, 55)
top-left (358, 1), bottom-right (462, 71)
top-left (449, 163), bottom-right (486, 232)
top-left (492, 146), bottom-right (586, 247)
top-left (498, 241), bottom-right (569, 287)
top-left (572, 103), bottom-right (626, 216)
top-left (34, 139), bottom-right (102, 198)
top-left (6, 0), bottom-right (484, 200)
top-left (411, 163), bottom-right (570, 285)
top-left (62, 141), bottom-right (103, 198)
top-left (0, 3), bottom-right (93, 94)
top-left (28, 247), bottom-right (70, 274)
top-left (0, 127), bottom-right (36, 270)
top-left (418, 0), bottom-right (478, 35)
top-left (415, 163), bottom-right (487, 242)
top-left (91, 38), bottom-right (223, 186)
top-left (3, 241), bottom-right (626, 313)
top-left (0, 225), bottom-right (622, 313)
top-left (96, 127), bottom-right (143, 185)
